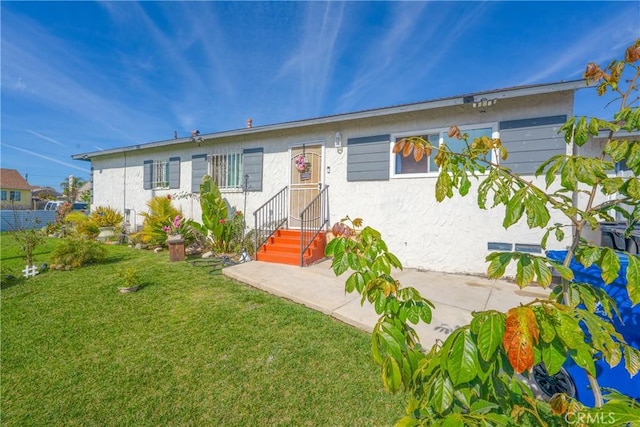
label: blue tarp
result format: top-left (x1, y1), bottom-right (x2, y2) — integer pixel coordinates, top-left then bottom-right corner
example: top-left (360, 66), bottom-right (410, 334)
top-left (546, 250), bottom-right (640, 406)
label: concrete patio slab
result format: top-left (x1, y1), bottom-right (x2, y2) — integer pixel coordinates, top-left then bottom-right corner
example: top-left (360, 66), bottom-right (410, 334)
top-left (223, 259), bottom-right (552, 348)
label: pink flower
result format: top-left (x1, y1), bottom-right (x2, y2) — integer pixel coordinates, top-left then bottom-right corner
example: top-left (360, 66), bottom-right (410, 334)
top-left (167, 194), bottom-right (172, 200)
top-left (219, 219), bottom-right (226, 224)
top-left (162, 226), bottom-right (171, 233)
top-left (172, 215), bottom-right (181, 228)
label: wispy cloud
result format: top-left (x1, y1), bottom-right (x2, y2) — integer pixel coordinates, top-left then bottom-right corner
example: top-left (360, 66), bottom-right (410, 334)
top-left (275, 2), bottom-right (346, 117)
top-left (519, 8), bottom-right (639, 85)
top-left (1, 8), bottom-right (170, 143)
top-left (27, 130), bottom-right (65, 147)
top-left (2, 144), bottom-right (90, 173)
top-left (336, 2), bottom-right (491, 111)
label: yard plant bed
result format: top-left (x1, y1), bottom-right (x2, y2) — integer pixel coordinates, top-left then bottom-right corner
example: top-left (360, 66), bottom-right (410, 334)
top-left (1, 237), bottom-right (404, 426)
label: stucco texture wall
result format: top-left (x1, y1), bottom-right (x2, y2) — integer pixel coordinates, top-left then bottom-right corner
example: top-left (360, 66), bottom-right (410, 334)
top-left (90, 91), bottom-right (578, 275)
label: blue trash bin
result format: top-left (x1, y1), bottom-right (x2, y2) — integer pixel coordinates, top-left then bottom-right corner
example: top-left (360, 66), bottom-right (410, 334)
top-left (544, 250), bottom-right (640, 406)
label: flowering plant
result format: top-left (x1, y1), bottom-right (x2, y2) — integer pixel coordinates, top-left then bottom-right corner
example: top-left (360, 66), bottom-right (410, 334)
top-left (294, 154), bottom-right (310, 172)
top-left (163, 215), bottom-right (183, 235)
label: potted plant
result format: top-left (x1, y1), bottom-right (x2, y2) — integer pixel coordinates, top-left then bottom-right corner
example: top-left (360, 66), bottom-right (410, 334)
top-left (117, 267), bottom-right (142, 293)
top-left (92, 206), bottom-right (124, 242)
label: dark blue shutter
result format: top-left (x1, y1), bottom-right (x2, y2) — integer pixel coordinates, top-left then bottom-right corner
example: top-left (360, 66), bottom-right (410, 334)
top-left (347, 135), bottom-right (390, 181)
top-left (169, 157), bottom-right (180, 189)
top-left (191, 154), bottom-right (208, 192)
top-left (242, 147), bottom-right (263, 192)
top-left (143, 160), bottom-right (153, 190)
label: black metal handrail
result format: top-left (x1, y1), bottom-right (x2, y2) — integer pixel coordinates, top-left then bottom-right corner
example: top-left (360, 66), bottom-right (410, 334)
top-left (299, 185), bottom-right (330, 266)
top-left (253, 186), bottom-right (288, 258)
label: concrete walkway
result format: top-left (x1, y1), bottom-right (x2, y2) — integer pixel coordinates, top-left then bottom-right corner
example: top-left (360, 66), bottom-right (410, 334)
top-left (223, 259), bottom-right (550, 349)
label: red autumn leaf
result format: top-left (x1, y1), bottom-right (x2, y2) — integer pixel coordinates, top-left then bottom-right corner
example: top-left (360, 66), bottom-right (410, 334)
top-left (392, 139), bottom-right (405, 154)
top-left (413, 146), bottom-right (425, 162)
top-left (448, 125), bottom-right (461, 139)
top-left (403, 140), bottom-right (414, 157)
top-left (503, 307), bottom-right (539, 374)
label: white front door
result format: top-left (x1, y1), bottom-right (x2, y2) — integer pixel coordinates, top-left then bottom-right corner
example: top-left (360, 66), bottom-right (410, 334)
top-left (289, 144), bottom-right (322, 228)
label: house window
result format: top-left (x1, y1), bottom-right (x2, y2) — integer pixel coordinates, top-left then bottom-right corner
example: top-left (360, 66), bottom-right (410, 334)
top-left (143, 157), bottom-right (180, 190)
top-left (210, 151), bottom-right (243, 190)
top-left (9, 191), bottom-right (21, 201)
top-left (1, 190), bottom-right (6, 201)
top-left (151, 160), bottom-right (170, 189)
top-left (393, 134), bottom-right (439, 176)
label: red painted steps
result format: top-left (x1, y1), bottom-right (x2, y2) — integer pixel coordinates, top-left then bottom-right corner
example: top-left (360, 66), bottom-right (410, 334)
top-left (256, 229), bottom-right (327, 266)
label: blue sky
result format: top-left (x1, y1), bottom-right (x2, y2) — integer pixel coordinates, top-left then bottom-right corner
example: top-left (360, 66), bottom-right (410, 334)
top-left (1, 1), bottom-right (639, 190)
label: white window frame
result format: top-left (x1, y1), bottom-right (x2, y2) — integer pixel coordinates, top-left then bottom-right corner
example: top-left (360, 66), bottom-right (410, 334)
top-left (390, 122), bottom-right (499, 179)
top-left (390, 130), bottom-right (441, 179)
top-left (151, 160), bottom-right (169, 189)
top-left (209, 150), bottom-right (243, 191)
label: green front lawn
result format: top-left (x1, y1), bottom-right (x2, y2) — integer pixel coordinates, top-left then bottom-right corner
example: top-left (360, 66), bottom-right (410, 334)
top-left (1, 237), bottom-right (404, 426)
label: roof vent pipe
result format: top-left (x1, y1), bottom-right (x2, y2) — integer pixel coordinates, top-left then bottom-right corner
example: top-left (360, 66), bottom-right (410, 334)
top-left (247, 118), bottom-right (253, 128)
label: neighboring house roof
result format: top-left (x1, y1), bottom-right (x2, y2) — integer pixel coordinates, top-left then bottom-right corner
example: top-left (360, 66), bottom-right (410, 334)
top-left (31, 187), bottom-right (63, 199)
top-left (0, 168), bottom-right (32, 190)
top-left (72, 79), bottom-right (586, 161)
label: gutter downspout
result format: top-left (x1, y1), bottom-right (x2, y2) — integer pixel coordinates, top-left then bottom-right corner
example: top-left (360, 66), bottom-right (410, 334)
top-left (123, 152), bottom-right (127, 221)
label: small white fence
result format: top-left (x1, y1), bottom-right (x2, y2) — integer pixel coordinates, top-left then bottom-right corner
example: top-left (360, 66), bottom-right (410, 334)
top-left (0, 210), bottom-right (57, 232)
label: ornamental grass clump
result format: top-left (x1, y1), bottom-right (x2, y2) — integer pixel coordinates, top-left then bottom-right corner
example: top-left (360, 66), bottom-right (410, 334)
top-left (91, 206), bottom-right (124, 227)
top-left (50, 238), bottom-right (107, 269)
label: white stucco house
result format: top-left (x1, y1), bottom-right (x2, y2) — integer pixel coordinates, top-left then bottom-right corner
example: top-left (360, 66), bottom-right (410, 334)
top-left (73, 79), bottom-right (617, 273)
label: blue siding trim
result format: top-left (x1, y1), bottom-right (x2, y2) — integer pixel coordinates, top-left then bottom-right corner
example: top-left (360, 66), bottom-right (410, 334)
top-left (169, 157), bottom-right (180, 189)
top-left (191, 154), bottom-right (208, 193)
top-left (348, 134), bottom-right (391, 145)
top-left (143, 160), bottom-right (153, 190)
top-left (499, 115), bottom-right (567, 130)
top-left (242, 147), bottom-right (263, 192)
top-left (347, 134), bottom-right (390, 181)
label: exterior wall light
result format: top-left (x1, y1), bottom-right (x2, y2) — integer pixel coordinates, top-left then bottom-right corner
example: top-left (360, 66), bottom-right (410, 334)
top-left (335, 132), bottom-right (343, 154)
top-left (472, 98), bottom-right (497, 109)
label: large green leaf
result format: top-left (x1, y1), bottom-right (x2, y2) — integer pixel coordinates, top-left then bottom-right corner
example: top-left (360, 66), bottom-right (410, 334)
top-left (503, 188), bottom-right (526, 228)
top-left (554, 311), bottom-right (585, 349)
top-left (627, 141), bottom-right (640, 171)
top-left (473, 311), bottom-right (506, 362)
top-left (446, 329), bottom-right (479, 385)
top-left (600, 177), bottom-right (625, 195)
top-left (569, 345), bottom-right (596, 377)
top-left (382, 356), bottom-right (403, 392)
top-left (540, 339), bottom-right (566, 375)
top-left (600, 247), bottom-right (621, 284)
top-left (594, 402), bottom-right (640, 425)
top-left (627, 255), bottom-right (640, 305)
top-left (429, 373), bottom-right (454, 414)
top-left (624, 345), bottom-right (640, 377)
top-left (515, 255), bottom-right (535, 288)
top-left (604, 139), bottom-right (626, 162)
top-left (436, 172), bottom-right (453, 202)
top-left (573, 116), bottom-right (589, 146)
top-left (533, 306), bottom-right (556, 343)
top-left (560, 158), bottom-right (577, 191)
top-left (486, 252), bottom-right (513, 279)
top-left (533, 258), bottom-right (553, 287)
top-left (395, 416), bottom-right (420, 427)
